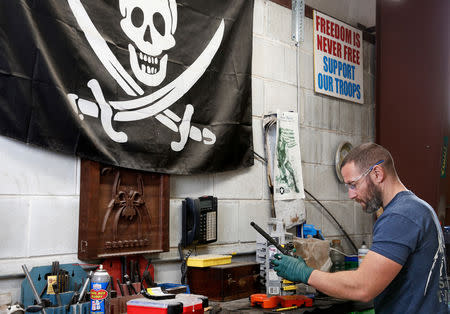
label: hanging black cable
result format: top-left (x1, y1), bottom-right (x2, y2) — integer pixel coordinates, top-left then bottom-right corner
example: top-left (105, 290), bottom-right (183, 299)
top-left (304, 189), bottom-right (358, 253)
top-left (178, 243), bottom-right (192, 285)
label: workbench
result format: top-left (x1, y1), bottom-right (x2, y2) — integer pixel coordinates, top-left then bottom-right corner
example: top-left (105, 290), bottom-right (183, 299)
top-left (208, 296), bottom-right (373, 313)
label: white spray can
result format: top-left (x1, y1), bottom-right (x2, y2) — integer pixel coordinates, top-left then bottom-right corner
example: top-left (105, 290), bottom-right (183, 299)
top-left (358, 241), bottom-right (369, 266)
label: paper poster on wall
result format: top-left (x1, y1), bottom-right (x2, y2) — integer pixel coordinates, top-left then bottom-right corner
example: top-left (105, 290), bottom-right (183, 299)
top-left (313, 10), bottom-right (364, 104)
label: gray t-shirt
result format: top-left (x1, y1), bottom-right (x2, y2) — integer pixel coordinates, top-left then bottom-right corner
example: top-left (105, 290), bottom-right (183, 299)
top-left (371, 191), bottom-right (448, 313)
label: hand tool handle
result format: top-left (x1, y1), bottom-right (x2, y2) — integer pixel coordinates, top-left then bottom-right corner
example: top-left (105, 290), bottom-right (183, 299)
top-left (117, 279), bottom-right (124, 296)
top-left (52, 283), bottom-right (62, 307)
top-left (250, 221), bottom-right (290, 256)
top-left (134, 260), bottom-right (141, 283)
top-left (77, 271), bottom-right (93, 304)
top-left (22, 264), bottom-right (47, 314)
top-left (124, 274), bottom-right (137, 294)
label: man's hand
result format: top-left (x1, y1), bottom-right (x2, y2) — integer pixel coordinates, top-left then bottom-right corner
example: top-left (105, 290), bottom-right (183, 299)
top-left (272, 254), bottom-right (313, 283)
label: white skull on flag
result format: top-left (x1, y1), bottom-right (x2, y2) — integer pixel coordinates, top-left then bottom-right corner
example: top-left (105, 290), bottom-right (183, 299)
top-left (119, 0), bottom-right (177, 86)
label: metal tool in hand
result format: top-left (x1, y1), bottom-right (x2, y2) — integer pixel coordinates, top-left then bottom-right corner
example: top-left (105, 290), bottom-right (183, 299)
top-left (250, 221), bottom-right (292, 256)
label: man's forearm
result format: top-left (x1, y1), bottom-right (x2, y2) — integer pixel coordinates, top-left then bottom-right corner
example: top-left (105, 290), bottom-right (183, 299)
top-left (307, 269), bottom-right (373, 302)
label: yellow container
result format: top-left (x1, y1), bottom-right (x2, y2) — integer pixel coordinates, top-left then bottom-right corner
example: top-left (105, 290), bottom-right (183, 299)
top-left (187, 254), bottom-right (232, 267)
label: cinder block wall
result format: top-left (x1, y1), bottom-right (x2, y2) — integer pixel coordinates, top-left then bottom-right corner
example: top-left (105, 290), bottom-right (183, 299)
top-left (0, 0), bottom-right (375, 302)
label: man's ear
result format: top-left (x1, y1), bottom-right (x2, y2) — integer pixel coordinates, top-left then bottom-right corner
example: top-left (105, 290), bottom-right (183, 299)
top-left (372, 165), bottom-right (385, 183)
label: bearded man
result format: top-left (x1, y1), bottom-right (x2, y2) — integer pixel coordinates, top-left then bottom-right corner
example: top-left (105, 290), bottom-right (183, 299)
top-left (272, 143), bottom-right (449, 313)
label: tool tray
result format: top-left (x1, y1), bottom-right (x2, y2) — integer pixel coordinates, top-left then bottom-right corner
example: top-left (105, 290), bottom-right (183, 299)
top-left (21, 264), bottom-right (90, 314)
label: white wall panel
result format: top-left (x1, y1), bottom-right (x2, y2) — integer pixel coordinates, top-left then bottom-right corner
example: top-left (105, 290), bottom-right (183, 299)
top-left (28, 196), bottom-right (79, 256)
top-left (264, 80), bottom-right (297, 113)
top-left (170, 175), bottom-right (213, 199)
top-left (0, 137), bottom-right (77, 195)
top-left (214, 163), bottom-right (263, 199)
top-left (0, 197), bottom-right (29, 258)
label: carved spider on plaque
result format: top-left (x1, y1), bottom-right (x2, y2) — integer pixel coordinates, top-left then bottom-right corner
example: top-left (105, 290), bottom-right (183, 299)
top-left (101, 168), bottom-right (150, 246)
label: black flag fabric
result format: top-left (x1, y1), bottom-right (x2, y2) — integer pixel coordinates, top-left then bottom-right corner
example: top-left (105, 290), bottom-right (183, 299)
top-left (0, 0), bottom-right (253, 174)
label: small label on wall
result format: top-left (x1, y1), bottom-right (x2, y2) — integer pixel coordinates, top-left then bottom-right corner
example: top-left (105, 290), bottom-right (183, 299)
top-left (313, 10), bottom-right (364, 104)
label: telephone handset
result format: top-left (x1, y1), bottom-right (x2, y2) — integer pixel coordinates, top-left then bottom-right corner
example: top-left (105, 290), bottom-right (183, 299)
top-left (181, 196), bottom-right (218, 247)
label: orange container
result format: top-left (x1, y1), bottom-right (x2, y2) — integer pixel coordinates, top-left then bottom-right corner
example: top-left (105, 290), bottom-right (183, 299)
top-left (250, 294), bottom-right (281, 308)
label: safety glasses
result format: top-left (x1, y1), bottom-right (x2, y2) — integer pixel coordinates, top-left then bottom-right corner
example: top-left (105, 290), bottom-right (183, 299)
top-left (345, 160), bottom-right (384, 190)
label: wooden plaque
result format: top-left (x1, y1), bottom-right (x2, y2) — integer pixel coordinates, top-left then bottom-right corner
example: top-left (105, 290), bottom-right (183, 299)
top-left (78, 159), bottom-right (170, 260)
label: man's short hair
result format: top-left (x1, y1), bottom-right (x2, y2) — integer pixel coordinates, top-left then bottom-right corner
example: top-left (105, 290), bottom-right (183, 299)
top-left (340, 142), bottom-right (397, 176)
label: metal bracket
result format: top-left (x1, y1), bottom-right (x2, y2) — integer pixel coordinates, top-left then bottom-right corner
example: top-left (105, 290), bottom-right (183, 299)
top-left (291, 0), bottom-right (305, 44)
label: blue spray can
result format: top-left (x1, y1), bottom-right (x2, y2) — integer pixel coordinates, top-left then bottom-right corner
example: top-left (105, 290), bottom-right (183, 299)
top-left (90, 265), bottom-right (110, 314)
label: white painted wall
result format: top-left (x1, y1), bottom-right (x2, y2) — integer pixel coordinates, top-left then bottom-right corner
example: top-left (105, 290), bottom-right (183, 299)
top-left (0, 0), bottom-right (376, 303)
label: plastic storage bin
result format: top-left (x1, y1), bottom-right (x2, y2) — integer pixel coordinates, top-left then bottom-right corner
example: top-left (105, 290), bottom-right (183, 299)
top-left (186, 254), bottom-right (231, 267)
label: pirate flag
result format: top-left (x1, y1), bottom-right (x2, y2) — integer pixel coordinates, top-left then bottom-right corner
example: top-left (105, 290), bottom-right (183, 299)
top-left (0, 0), bottom-right (253, 174)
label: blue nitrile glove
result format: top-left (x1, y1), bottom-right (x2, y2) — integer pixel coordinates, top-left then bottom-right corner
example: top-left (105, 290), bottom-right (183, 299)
top-left (272, 253), bottom-right (313, 283)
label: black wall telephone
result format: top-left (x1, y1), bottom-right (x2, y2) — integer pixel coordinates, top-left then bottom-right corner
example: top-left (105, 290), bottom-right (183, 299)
top-left (181, 196), bottom-right (218, 247)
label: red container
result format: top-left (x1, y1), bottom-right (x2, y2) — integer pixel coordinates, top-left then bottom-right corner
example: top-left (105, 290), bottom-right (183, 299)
top-left (127, 295), bottom-right (206, 314)
top-left (175, 294), bottom-right (205, 313)
top-left (127, 298), bottom-right (184, 314)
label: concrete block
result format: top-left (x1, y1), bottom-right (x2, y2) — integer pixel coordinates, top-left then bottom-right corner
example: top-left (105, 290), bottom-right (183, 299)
top-left (298, 88), bottom-right (305, 124)
top-left (301, 162), bottom-right (315, 195)
top-left (363, 72), bottom-right (375, 105)
top-left (300, 18), bottom-right (314, 53)
top-left (170, 174), bottom-right (213, 198)
top-left (313, 165), bottom-right (340, 200)
top-left (339, 100), bottom-right (355, 134)
top-left (360, 106), bottom-right (370, 138)
top-left (217, 200), bottom-right (239, 244)
top-left (252, 36), bottom-right (285, 81)
top-left (322, 96), bottom-right (340, 130)
top-left (266, 1), bottom-right (292, 44)
top-left (238, 200), bottom-right (272, 242)
top-left (252, 76), bottom-right (265, 117)
top-left (363, 41), bottom-right (370, 74)
top-left (363, 42), bottom-right (376, 75)
top-left (262, 165), bottom-right (272, 200)
top-left (28, 196), bottom-right (79, 256)
top-left (352, 104), bottom-right (363, 135)
top-left (169, 199), bottom-right (182, 247)
top-left (264, 80), bottom-right (297, 113)
top-left (302, 89), bottom-right (322, 128)
top-left (320, 131), bottom-right (342, 166)
top-left (253, 0), bottom-right (266, 36)
top-left (214, 163), bottom-right (263, 199)
top-left (304, 200), bottom-right (322, 231)
top-left (299, 51), bottom-right (314, 90)
top-left (299, 127), bottom-right (321, 163)
top-left (321, 201), bottom-right (354, 237)
top-left (0, 136), bottom-right (78, 195)
top-left (75, 158), bottom-right (81, 196)
top-left (0, 197), bottom-right (29, 258)
top-left (284, 46), bottom-right (298, 85)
